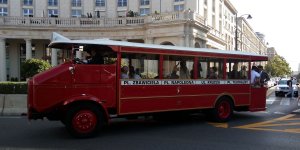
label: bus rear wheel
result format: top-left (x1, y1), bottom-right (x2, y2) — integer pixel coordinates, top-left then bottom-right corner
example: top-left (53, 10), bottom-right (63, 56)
top-left (65, 103), bottom-right (104, 138)
top-left (212, 98), bottom-right (233, 122)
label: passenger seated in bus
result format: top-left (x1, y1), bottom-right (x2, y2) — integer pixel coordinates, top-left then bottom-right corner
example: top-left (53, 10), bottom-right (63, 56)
top-left (179, 61), bottom-right (190, 79)
top-left (135, 68), bottom-right (142, 78)
top-left (229, 64), bottom-right (239, 79)
top-left (121, 66), bottom-right (129, 79)
top-left (207, 67), bottom-right (217, 79)
top-left (85, 49), bottom-right (104, 64)
top-left (170, 65), bottom-right (179, 79)
top-left (129, 66), bottom-right (141, 79)
top-left (240, 65), bottom-right (248, 79)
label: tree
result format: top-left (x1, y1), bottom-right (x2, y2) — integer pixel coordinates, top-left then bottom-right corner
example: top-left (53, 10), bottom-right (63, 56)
top-left (21, 58), bottom-right (52, 80)
top-left (265, 55), bottom-right (291, 77)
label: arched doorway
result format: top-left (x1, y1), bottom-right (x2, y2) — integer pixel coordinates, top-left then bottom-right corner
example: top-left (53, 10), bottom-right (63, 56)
top-left (160, 41), bottom-right (175, 46)
top-left (195, 42), bottom-right (200, 48)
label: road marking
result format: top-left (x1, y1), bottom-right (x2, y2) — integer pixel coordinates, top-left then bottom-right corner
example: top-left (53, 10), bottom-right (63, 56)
top-left (266, 97), bottom-right (276, 105)
top-left (274, 111), bottom-right (286, 115)
top-left (234, 114), bottom-right (300, 134)
top-left (280, 98), bottom-right (290, 105)
top-left (207, 122), bottom-right (228, 128)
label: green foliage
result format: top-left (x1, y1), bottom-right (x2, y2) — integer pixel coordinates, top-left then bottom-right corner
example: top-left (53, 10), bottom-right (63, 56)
top-left (0, 82), bottom-right (27, 94)
top-left (21, 58), bottom-right (51, 80)
top-left (265, 55), bottom-right (292, 77)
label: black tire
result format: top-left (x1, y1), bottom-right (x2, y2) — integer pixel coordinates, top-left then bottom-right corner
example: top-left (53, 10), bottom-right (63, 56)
top-left (211, 97), bottom-right (233, 122)
top-left (65, 103), bottom-right (104, 138)
top-left (275, 93), bottom-right (279, 97)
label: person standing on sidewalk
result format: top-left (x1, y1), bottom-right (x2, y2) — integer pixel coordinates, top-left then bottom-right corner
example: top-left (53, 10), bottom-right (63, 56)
top-left (285, 77), bottom-right (294, 98)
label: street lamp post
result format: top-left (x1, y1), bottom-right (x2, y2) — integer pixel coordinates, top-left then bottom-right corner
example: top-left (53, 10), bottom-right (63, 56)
top-left (235, 14), bottom-right (252, 51)
top-left (160, 0), bottom-right (162, 13)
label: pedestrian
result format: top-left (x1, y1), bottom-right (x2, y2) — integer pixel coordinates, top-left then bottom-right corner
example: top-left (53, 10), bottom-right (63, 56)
top-left (285, 77), bottom-right (294, 98)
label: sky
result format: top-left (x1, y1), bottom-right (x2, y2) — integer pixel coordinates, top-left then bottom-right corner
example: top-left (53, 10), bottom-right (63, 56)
top-left (230, 0), bottom-right (300, 71)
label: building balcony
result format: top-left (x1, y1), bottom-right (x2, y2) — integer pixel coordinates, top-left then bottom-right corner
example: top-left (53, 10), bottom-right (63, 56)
top-left (0, 11), bottom-right (206, 29)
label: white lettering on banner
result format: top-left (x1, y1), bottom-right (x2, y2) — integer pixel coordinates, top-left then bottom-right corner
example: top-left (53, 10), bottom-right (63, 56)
top-left (121, 80), bottom-right (250, 86)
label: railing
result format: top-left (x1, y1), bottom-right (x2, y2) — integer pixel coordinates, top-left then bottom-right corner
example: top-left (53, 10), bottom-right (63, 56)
top-left (0, 11), bottom-right (206, 28)
top-left (208, 26), bottom-right (224, 39)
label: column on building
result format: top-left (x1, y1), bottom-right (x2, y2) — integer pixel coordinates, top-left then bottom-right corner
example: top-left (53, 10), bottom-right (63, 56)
top-left (0, 38), bottom-right (6, 81)
top-left (25, 39), bottom-right (32, 60)
top-left (185, 35), bottom-right (190, 47)
top-left (179, 36), bottom-right (185, 47)
top-left (145, 37), bottom-right (154, 44)
top-left (51, 48), bottom-right (58, 66)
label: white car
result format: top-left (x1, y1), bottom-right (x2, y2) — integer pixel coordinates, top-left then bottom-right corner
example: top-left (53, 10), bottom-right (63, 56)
top-left (267, 78), bottom-right (275, 88)
top-left (275, 79), bottom-right (299, 97)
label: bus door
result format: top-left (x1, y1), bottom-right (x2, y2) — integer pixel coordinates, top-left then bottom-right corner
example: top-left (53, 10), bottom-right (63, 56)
top-left (72, 64), bottom-right (117, 107)
top-left (249, 85), bottom-right (267, 111)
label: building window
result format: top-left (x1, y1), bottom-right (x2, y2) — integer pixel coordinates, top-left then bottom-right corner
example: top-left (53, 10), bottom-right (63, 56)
top-left (0, 0), bottom-right (7, 4)
top-left (118, 0), bottom-right (127, 7)
top-left (48, 0), bottom-right (58, 6)
top-left (0, 7), bottom-right (8, 16)
top-left (48, 9), bottom-right (58, 17)
top-left (140, 0), bottom-right (149, 5)
top-left (140, 8), bottom-right (150, 16)
top-left (71, 9), bottom-right (82, 17)
top-left (96, 0), bottom-right (105, 7)
top-left (23, 8), bottom-right (33, 17)
top-left (212, 14), bottom-right (216, 28)
top-left (212, 0), bottom-right (215, 12)
top-left (174, 0), bottom-right (184, 2)
top-left (23, 0), bottom-right (33, 6)
top-left (219, 4), bottom-right (222, 17)
top-left (174, 4), bottom-right (184, 11)
top-left (204, 8), bottom-right (207, 19)
top-left (72, 0), bottom-right (81, 7)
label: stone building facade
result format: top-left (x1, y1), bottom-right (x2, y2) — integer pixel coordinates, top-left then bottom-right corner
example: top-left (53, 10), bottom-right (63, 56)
top-left (0, 0), bottom-right (267, 81)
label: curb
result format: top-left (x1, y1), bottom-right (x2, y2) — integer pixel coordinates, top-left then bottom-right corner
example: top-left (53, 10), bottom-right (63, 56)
top-left (0, 94), bottom-right (27, 116)
top-left (266, 86), bottom-right (275, 97)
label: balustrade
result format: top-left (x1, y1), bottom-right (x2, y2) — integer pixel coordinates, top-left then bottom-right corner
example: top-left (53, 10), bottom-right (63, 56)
top-left (0, 11), bottom-right (205, 28)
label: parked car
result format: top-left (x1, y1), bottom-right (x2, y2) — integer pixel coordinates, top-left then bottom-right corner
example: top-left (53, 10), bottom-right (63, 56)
top-left (275, 78), bottom-right (299, 97)
top-left (267, 78), bottom-right (276, 88)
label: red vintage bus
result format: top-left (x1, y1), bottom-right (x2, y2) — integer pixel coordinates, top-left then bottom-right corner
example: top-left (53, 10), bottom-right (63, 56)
top-left (27, 33), bottom-right (268, 137)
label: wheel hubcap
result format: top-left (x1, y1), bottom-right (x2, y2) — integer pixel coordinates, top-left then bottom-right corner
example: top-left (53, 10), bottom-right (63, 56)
top-left (72, 110), bottom-right (97, 133)
top-left (218, 101), bottom-right (230, 119)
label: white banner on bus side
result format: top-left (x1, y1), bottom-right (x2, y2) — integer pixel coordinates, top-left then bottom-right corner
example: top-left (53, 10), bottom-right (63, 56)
top-left (121, 80), bottom-right (250, 86)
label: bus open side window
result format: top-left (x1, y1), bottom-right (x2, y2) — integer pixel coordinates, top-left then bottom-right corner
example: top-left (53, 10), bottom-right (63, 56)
top-left (121, 53), bottom-right (159, 79)
top-left (76, 45), bottom-right (117, 65)
top-left (198, 57), bottom-right (224, 79)
top-left (163, 55), bottom-right (194, 79)
top-left (226, 59), bottom-right (250, 79)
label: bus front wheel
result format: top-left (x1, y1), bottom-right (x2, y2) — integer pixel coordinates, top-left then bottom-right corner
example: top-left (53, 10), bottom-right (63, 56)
top-left (65, 103), bottom-right (104, 138)
top-left (212, 97), bottom-right (233, 122)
